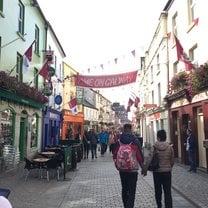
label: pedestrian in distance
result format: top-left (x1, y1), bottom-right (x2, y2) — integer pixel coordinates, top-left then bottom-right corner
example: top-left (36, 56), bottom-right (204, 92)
top-left (83, 129), bottom-right (90, 159)
top-left (98, 128), bottom-right (109, 156)
top-left (142, 129), bottom-right (174, 208)
top-left (88, 128), bottom-right (98, 159)
top-left (185, 128), bottom-right (197, 172)
top-left (112, 123), bottom-right (144, 208)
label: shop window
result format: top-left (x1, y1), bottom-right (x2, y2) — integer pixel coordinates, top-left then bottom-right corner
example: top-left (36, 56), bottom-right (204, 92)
top-left (31, 114), bottom-right (38, 148)
top-left (0, 109), bottom-right (14, 156)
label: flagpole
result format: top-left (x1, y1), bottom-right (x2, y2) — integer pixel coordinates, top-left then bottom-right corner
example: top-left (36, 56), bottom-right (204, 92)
top-left (1, 34), bottom-right (27, 49)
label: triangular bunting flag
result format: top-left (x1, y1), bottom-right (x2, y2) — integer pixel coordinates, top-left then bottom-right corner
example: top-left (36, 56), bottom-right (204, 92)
top-left (131, 50), bottom-right (136, 57)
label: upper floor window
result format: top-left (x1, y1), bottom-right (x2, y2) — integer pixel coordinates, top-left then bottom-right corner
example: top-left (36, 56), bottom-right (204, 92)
top-left (35, 25), bottom-right (40, 54)
top-left (34, 68), bottom-right (38, 89)
top-left (0, 0), bottom-right (3, 13)
top-left (172, 13), bottom-right (178, 37)
top-left (188, 0), bottom-right (197, 23)
top-left (173, 61), bottom-right (179, 75)
top-left (150, 65), bottom-right (153, 83)
top-left (189, 44), bottom-right (197, 63)
top-left (158, 83), bottom-right (161, 106)
top-left (16, 53), bottom-right (23, 81)
top-left (18, 1), bottom-right (25, 35)
top-left (156, 54), bottom-right (160, 73)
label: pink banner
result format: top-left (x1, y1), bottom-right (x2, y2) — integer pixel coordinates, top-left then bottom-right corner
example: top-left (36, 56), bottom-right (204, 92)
top-left (75, 70), bottom-right (138, 88)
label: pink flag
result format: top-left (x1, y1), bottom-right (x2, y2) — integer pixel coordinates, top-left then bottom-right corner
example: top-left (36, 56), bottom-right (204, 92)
top-left (68, 98), bottom-right (78, 115)
top-left (134, 96), bottom-right (140, 108)
top-left (39, 61), bottom-right (49, 79)
top-left (131, 50), bottom-right (136, 57)
top-left (22, 41), bottom-right (35, 73)
top-left (174, 35), bottom-right (193, 71)
top-left (127, 98), bottom-right (134, 112)
top-left (194, 18), bottom-right (199, 26)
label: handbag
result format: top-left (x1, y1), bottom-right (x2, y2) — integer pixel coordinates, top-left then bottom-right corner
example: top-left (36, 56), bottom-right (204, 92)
top-left (148, 147), bottom-right (160, 171)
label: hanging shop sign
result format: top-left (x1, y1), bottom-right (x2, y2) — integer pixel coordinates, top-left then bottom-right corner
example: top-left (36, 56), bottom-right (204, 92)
top-left (54, 95), bottom-right (62, 105)
top-left (75, 70), bottom-right (138, 88)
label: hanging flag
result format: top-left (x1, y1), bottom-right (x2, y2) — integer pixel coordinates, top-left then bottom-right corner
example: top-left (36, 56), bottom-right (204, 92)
top-left (114, 58), bottom-right (118, 64)
top-left (131, 50), bottom-right (136, 57)
top-left (39, 61), bottom-right (49, 79)
top-left (174, 35), bottom-right (193, 71)
top-left (100, 64), bottom-right (104, 69)
top-left (193, 17), bottom-right (199, 26)
top-left (131, 92), bottom-right (140, 108)
top-left (22, 41), bottom-right (35, 73)
top-left (134, 96), bottom-right (140, 108)
top-left (68, 98), bottom-right (78, 115)
top-left (127, 98), bottom-right (134, 112)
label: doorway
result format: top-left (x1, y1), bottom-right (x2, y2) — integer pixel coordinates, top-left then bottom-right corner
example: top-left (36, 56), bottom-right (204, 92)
top-left (19, 111), bottom-right (28, 161)
top-left (197, 107), bottom-right (206, 169)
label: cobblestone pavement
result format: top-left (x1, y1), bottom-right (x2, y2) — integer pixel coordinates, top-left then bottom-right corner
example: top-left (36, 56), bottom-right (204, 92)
top-left (0, 150), bottom-right (207, 208)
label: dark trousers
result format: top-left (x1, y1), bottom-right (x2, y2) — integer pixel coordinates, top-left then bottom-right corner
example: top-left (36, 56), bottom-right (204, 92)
top-left (100, 143), bottom-right (107, 155)
top-left (153, 171), bottom-right (172, 208)
top-left (119, 171), bottom-right (138, 208)
top-left (91, 144), bottom-right (97, 159)
top-left (83, 143), bottom-right (90, 159)
top-left (188, 150), bottom-right (196, 171)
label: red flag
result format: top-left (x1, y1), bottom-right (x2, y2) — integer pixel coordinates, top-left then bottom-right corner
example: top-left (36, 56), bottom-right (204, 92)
top-left (68, 98), bottom-right (78, 115)
top-left (134, 96), bottom-right (140, 108)
top-left (127, 98), bottom-right (134, 112)
top-left (22, 41), bottom-right (35, 73)
top-left (39, 61), bottom-right (49, 79)
top-left (194, 18), bottom-right (199, 26)
top-left (174, 35), bottom-right (193, 71)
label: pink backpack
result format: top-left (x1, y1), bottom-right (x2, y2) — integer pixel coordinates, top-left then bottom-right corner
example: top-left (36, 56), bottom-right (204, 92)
top-left (115, 141), bottom-right (139, 171)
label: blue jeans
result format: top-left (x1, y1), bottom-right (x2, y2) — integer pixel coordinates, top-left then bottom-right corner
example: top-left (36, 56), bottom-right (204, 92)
top-left (119, 171), bottom-right (138, 208)
top-left (188, 150), bottom-right (196, 171)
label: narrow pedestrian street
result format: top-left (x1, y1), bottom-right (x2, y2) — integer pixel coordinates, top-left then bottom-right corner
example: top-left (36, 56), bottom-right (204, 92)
top-left (0, 149), bottom-right (207, 208)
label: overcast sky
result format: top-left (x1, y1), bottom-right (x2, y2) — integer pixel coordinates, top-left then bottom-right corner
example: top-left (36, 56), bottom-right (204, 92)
top-left (38, 0), bottom-right (168, 108)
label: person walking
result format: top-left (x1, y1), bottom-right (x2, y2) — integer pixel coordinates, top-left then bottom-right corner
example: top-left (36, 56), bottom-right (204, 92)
top-left (112, 123), bottom-right (144, 208)
top-left (142, 129), bottom-right (174, 208)
top-left (186, 128), bottom-right (197, 172)
top-left (98, 128), bottom-right (108, 156)
top-left (88, 128), bottom-right (98, 159)
top-left (83, 129), bottom-right (90, 159)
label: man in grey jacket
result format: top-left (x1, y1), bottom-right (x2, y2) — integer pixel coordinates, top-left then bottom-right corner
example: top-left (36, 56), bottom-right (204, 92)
top-left (142, 130), bottom-right (174, 208)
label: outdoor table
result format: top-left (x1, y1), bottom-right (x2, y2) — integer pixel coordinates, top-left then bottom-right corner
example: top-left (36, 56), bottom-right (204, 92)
top-left (33, 158), bottom-right (49, 179)
top-left (39, 151), bottom-right (56, 157)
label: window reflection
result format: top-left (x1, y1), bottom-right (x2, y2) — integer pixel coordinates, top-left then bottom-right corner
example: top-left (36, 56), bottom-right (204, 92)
top-left (31, 114), bottom-right (38, 148)
top-left (0, 109), bottom-right (14, 157)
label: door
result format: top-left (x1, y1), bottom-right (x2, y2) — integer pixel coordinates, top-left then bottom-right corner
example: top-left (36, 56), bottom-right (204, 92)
top-left (19, 117), bottom-right (26, 161)
top-left (197, 107), bottom-right (206, 168)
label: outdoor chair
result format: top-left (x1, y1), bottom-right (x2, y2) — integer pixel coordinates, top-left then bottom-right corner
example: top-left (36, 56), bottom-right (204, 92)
top-left (42, 158), bottom-right (60, 181)
top-left (24, 157), bottom-right (39, 181)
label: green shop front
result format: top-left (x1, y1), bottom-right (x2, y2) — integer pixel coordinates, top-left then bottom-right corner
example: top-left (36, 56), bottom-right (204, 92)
top-left (0, 88), bottom-right (47, 172)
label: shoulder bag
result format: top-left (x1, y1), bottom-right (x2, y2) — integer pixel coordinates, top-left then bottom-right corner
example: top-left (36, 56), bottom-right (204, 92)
top-left (148, 146), bottom-right (159, 171)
